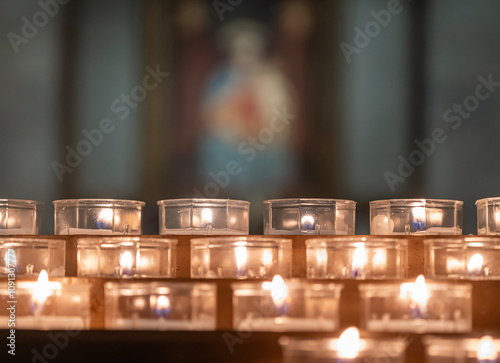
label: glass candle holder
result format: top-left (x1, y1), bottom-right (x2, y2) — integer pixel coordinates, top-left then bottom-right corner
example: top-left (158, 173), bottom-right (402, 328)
top-left (231, 276), bottom-right (343, 331)
top-left (477, 197), bottom-right (500, 235)
top-left (53, 199), bottom-right (144, 235)
top-left (424, 335), bottom-right (500, 362)
top-left (0, 238), bottom-right (65, 277)
top-left (279, 328), bottom-right (407, 362)
top-left (425, 237), bottom-right (500, 280)
top-left (0, 199), bottom-right (42, 235)
top-left (77, 237), bottom-right (177, 278)
top-left (191, 237), bottom-right (291, 279)
top-left (0, 271), bottom-right (91, 330)
top-left (263, 199), bottom-right (356, 235)
top-left (104, 281), bottom-right (216, 330)
top-left (359, 276), bottom-right (472, 333)
top-left (158, 198), bottom-right (250, 235)
top-left (370, 199), bottom-right (463, 235)
top-left (306, 237), bottom-right (408, 279)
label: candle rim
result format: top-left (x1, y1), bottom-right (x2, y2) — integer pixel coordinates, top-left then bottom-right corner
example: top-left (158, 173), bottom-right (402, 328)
top-left (157, 198), bottom-right (250, 207)
top-left (263, 198), bottom-right (356, 208)
top-left (77, 236), bottom-right (178, 247)
top-left (104, 281), bottom-right (216, 295)
top-left (191, 236), bottom-right (292, 248)
top-left (232, 279), bottom-right (343, 293)
top-left (424, 236), bottom-right (500, 248)
top-left (370, 198), bottom-right (464, 207)
top-left (53, 199), bottom-right (145, 207)
top-left (306, 236), bottom-right (408, 248)
top-left (0, 237), bottom-right (66, 247)
top-left (476, 196), bottom-right (500, 206)
top-left (0, 199), bottom-right (43, 207)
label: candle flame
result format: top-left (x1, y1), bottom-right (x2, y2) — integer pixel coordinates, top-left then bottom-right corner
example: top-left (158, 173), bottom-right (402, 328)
top-left (316, 248), bottom-right (328, 266)
top-left (32, 270), bottom-right (51, 305)
top-left (467, 253), bottom-right (483, 274)
top-left (413, 207), bottom-right (426, 231)
top-left (301, 215), bottom-right (315, 230)
top-left (120, 251), bottom-right (133, 271)
top-left (477, 335), bottom-right (498, 360)
top-left (262, 249), bottom-right (273, 266)
top-left (98, 208), bottom-right (113, 225)
top-left (235, 246), bottom-right (247, 276)
top-left (263, 275), bottom-right (288, 309)
top-left (400, 275), bottom-right (429, 304)
top-left (157, 295), bottom-right (170, 310)
top-left (335, 327), bottom-right (363, 358)
top-left (411, 275), bottom-right (429, 306)
top-left (351, 243), bottom-right (366, 273)
top-left (31, 270), bottom-right (61, 307)
top-left (201, 208), bottom-right (213, 227)
top-left (413, 207), bottom-right (425, 221)
top-left (372, 250), bottom-right (386, 269)
top-left (446, 258), bottom-right (461, 274)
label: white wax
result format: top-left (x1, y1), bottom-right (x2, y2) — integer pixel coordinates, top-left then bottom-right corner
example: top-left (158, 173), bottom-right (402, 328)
top-left (161, 228), bottom-right (246, 235)
top-left (0, 316), bottom-right (88, 330)
top-left (415, 227), bottom-right (462, 235)
top-left (235, 317), bottom-right (337, 332)
top-left (61, 228), bottom-right (116, 235)
top-left (0, 229), bottom-right (30, 235)
top-left (107, 318), bottom-right (215, 331)
top-left (366, 318), bottom-right (470, 333)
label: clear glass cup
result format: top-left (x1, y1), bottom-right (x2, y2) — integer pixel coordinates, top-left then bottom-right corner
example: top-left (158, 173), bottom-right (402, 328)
top-left (0, 199), bottom-right (42, 235)
top-left (370, 199), bottom-right (463, 235)
top-left (306, 237), bottom-right (408, 279)
top-left (158, 198), bottom-right (250, 235)
top-left (77, 237), bottom-right (177, 278)
top-left (263, 198), bottom-right (356, 235)
top-left (191, 236), bottom-right (291, 279)
top-left (54, 199), bottom-right (144, 235)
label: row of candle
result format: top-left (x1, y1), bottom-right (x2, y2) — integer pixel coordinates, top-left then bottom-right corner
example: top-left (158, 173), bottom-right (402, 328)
top-left (0, 271), bottom-right (473, 334)
top-left (2, 236), bottom-right (499, 280)
top-left (2, 197), bottom-right (500, 235)
top-left (280, 329), bottom-right (500, 362)
top-left (1, 269), bottom-right (497, 361)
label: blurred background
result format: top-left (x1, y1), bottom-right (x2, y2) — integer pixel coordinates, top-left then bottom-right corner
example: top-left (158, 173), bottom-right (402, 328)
top-left (1, 0), bottom-right (499, 235)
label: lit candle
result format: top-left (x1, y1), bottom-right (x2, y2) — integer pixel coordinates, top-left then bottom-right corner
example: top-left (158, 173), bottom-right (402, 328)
top-left (97, 208), bottom-right (114, 230)
top-left (235, 245), bottom-right (247, 278)
top-left (477, 335), bottom-right (498, 363)
top-left (334, 327), bottom-right (363, 359)
top-left (447, 258), bottom-right (462, 274)
top-left (468, 253), bottom-right (484, 276)
top-left (400, 275), bottom-right (429, 319)
top-left (260, 249), bottom-right (274, 277)
top-left (262, 275), bottom-right (289, 316)
top-left (30, 270), bottom-right (61, 316)
top-left (155, 295), bottom-right (171, 318)
top-left (372, 249), bottom-right (387, 273)
top-left (351, 243), bottom-right (366, 277)
top-left (201, 208), bottom-right (213, 229)
top-left (118, 251), bottom-right (134, 276)
top-left (413, 207), bottom-right (426, 231)
top-left (301, 215), bottom-right (316, 232)
top-left (316, 248), bottom-right (328, 275)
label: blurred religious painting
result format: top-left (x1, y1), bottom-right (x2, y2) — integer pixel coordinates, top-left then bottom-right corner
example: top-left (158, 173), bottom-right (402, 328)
top-left (166, 0), bottom-right (321, 232)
